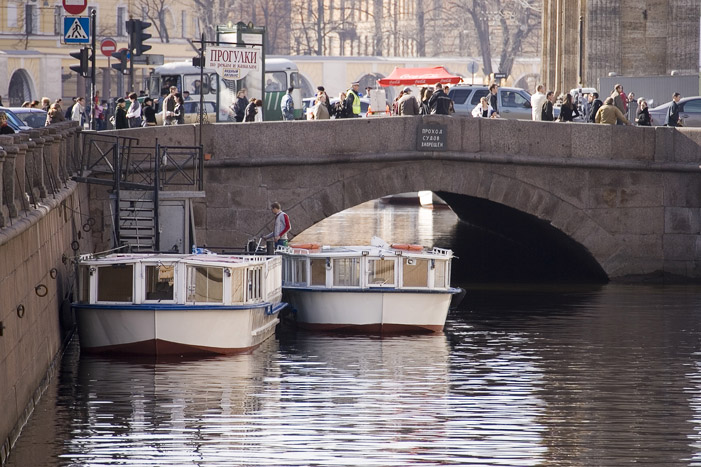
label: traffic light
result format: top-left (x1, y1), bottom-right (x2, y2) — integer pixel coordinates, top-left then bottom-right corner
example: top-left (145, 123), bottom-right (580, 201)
top-left (69, 47), bottom-right (90, 77)
top-left (127, 19), bottom-right (152, 56)
top-left (111, 49), bottom-right (129, 74)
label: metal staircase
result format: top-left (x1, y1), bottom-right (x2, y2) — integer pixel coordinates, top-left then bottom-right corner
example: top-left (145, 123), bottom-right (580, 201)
top-left (75, 133), bottom-right (204, 252)
top-left (118, 192), bottom-right (156, 251)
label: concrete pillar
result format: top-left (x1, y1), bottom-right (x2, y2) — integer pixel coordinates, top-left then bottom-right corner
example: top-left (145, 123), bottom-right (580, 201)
top-left (14, 134), bottom-right (30, 211)
top-left (0, 136), bottom-right (20, 218)
top-left (26, 129), bottom-right (48, 201)
top-left (0, 148), bottom-right (6, 228)
top-left (52, 124), bottom-right (67, 187)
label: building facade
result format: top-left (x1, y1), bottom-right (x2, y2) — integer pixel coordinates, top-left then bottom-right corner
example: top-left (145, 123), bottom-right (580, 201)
top-left (542, 0), bottom-right (700, 95)
top-left (0, 0), bottom-right (542, 107)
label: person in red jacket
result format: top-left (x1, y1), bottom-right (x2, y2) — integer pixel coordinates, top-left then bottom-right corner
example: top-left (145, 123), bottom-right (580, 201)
top-left (263, 202), bottom-right (291, 247)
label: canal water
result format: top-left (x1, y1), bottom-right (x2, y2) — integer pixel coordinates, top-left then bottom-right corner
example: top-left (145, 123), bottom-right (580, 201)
top-left (7, 199), bottom-right (701, 466)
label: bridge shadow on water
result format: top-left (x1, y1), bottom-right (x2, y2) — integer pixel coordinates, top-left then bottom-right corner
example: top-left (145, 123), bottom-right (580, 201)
top-left (436, 191), bottom-right (609, 286)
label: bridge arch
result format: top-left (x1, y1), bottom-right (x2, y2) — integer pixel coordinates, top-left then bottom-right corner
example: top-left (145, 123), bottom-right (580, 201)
top-left (105, 115), bottom-right (701, 281)
top-left (252, 159), bottom-right (611, 282)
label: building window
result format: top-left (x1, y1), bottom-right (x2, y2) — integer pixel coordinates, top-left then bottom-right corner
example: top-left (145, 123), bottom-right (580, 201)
top-left (25, 4), bottom-right (36, 34)
top-left (117, 7), bottom-right (126, 36)
top-left (8, 4), bottom-right (18, 28)
top-left (181, 11), bottom-right (187, 38)
top-left (54, 6), bottom-right (62, 35)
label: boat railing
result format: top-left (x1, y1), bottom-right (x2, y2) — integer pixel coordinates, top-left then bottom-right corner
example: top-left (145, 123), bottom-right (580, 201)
top-left (431, 247), bottom-right (453, 257)
top-left (276, 245), bottom-right (315, 255)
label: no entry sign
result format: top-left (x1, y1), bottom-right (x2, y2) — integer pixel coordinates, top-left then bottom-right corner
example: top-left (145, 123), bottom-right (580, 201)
top-left (100, 38), bottom-right (117, 57)
top-left (62, 0), bottom-right (87, 15)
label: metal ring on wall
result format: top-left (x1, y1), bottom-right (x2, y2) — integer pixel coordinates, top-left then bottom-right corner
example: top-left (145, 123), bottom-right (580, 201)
top-left (87, 217), bottom-right (96, 226)
top-left (82, 223), bottom-right (91, 232)
top-left (71, 240), bottom-right (80, 251)
top-left (50, 268), bottom-right (58, 279)
top-left (35, 284), bottom-right (48, 297)
top-left (16, 305), bottom-right (25, 318)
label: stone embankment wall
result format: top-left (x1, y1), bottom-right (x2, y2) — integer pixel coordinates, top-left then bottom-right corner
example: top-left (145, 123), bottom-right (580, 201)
top-left (0, 122), bottom-right (92, 465)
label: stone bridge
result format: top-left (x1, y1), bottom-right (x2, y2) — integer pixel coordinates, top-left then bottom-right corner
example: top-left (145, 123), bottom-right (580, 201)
top-left (99, 116), bottom-right (701, 281)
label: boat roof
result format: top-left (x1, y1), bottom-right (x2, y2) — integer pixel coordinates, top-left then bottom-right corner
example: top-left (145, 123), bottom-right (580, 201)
top-left (78, 252), bottom-right (276, 266)
top-left (278, 238), bottom-right (453, 259)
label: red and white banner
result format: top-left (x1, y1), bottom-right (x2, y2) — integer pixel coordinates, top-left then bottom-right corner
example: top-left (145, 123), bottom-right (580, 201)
top-left (207, 46), bottom-right (261, 81)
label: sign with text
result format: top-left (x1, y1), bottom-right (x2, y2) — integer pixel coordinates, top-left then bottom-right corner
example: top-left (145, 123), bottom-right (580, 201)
top-left (207, 46), bottom-right (261, 81)
top-left (417, 124), bottom-right (447, 151)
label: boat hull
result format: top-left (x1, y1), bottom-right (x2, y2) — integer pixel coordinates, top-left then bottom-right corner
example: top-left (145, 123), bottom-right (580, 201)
top-left (74, 303), bottom-right (284, 356)
top-left (283, 289), bottom-right (456, 334)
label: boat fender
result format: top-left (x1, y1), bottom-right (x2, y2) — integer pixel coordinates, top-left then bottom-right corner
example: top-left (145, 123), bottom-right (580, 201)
top-left (288, 243), bottom-right (321, 250)
top-left (390, 243), bottom-right (423, 251)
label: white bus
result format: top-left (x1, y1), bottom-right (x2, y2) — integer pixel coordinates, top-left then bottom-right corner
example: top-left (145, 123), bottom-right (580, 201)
top-left (146, 57), bottom-right (304, 121)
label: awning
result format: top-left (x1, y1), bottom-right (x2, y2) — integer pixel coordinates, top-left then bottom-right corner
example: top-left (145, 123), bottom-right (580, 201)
top-left (377, 66), bottom-right (462, 87)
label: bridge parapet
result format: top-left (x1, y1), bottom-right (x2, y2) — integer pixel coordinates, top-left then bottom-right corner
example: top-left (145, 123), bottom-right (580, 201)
top-left (0, 121), bottom-right (81, 230)
top-left (106, 116), bottom-right (701, 166)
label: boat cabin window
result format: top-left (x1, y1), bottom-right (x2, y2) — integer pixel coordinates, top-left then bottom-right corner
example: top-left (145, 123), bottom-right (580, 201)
top-left (285, 257), bottom-right (307, 286)
top-left (368, 258), bottom-right (395, 286)
top-left (247, 266), bottom-right (263, 301)
top-left (333, 258), bottom-right (360, 287)
top-left (187, 266), bottom-right (223, 303)
top-left (403, 258), bottom-right (429, 287)
top-left (310, 258), bottom-right (326, 286)
top-left (231, 268), bottom-right (245, 303)
top-left (145, 264), bottom-right (175, 301)
top-left (434, 259), bottom-right (448, 288)
top-left (79, 265), bottom-right (90, 302)
top-left (97, 264), bottom-right (133, 302)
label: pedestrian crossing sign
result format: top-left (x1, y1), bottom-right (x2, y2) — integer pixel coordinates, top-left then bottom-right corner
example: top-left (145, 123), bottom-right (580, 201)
top-left (64, 17), bottom-right (90, 44)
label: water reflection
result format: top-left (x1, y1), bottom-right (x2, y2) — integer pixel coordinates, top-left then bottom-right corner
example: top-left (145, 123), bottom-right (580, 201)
top-left (451, 284), bottom-right (701, 466)
top-left (292, 200), bottom-right (458, 248)
top-left (9, 203), bottom-right (701, 466)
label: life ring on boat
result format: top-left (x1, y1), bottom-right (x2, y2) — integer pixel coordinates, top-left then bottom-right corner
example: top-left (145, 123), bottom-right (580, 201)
top-left (288, 243), bottom-right (321, 250)
top-left (390, 243), bottom-right (423, 251)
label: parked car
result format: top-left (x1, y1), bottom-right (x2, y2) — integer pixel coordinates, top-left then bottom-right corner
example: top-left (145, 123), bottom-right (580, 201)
top-left (448, 85), bottom-right (532, 120)
top-left (8, 107), bottom-right (48, 129)
top-left (0, 107), bottom-right (32, 132)
top-left (648, 96), bottom-right (701, 127)
top-left (155, 101), bottom-right (216, 125)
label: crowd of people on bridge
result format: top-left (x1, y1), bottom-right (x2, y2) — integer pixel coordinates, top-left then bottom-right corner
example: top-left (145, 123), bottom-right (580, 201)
top-left (530, 83), bottom-right (682, 127)
top-left (19, 77), bottom-right (684, 133)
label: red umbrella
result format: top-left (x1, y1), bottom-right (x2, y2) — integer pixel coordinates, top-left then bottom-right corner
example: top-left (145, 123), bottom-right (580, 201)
top-left (377, 66), bottom-right (462, 87)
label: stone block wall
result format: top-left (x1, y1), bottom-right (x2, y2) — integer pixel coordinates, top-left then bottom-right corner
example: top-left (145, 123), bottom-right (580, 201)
top-left (0, 122), bottom-right (92, 465)
top-left (101, 117), bottom-right (701, 282)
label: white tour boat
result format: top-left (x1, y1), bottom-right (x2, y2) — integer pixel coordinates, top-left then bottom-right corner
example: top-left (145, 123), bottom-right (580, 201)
top-left (73, 252), bottom-right (285, 356)
top-left (278, 237), bottom-right (461, 333)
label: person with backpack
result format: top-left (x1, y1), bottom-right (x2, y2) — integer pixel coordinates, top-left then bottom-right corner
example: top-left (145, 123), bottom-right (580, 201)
top-left (281, 87), bottom-right (295, 120)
